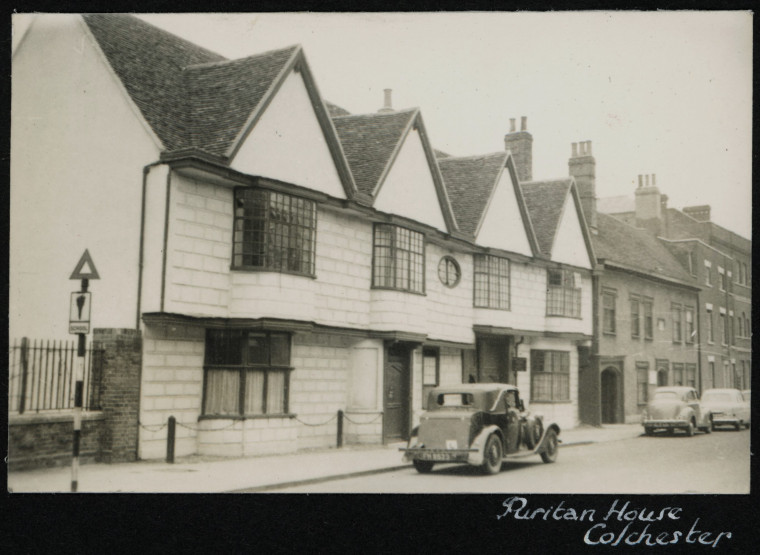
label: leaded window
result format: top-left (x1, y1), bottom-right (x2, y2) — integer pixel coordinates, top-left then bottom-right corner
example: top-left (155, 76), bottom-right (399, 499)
top-left (203, 329), bottom-right (291, 416)
top-left (473, 255), bottom-right (510, 309)
top-left (372, 224), bottom-right (425, 293)
top-left (530, 350), bottom-right (570, 402)
top-left (233, 188), bottom-right (316, 275)
top-left (546, 269), bottom-right (581, 318)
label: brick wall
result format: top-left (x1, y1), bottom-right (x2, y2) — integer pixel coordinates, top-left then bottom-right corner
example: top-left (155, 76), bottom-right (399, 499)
top-left (8, 412), bottom-right (105, 471)
top-left (94, 328), bottom-right (142, 463)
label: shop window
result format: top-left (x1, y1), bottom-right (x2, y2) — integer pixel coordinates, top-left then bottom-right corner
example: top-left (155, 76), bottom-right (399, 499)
top-left (233, 188), bottom-right (316, 276)
top-left (203, 329), bottom-right (291, 416)
top-left (530, 350), bottom-right (570, 402)
top-left (372, 224), bottom-right (425, 293)
top-left (473, 255), bottom-right (510, 309)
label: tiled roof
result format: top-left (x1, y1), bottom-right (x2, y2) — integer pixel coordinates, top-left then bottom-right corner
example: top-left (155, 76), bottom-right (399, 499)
top-left (521, 179), bottom-right (572, 256)
top-left (183, 48), bottom-right (298, 156)
top-left (434, 149), bottom-right (452, 158)
top-left (83, 14), bottom-right (297, 157)
top-left (331, 109), bottom-right (417, 195)
top-left (325, 101), bottom-right (351, 117)
top-left (438, 153), bottom-right (508, 236)
top-left (594, 213), bottom-right (697, 284)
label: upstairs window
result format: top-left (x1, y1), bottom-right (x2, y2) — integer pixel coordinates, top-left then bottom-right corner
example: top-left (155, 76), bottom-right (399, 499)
top-left (704, 261), bottom-right (712, 287)
top-left (719, 267), bottom-right (727, 291)
top-left (546, 269), bottom-right (581, 318)
top-left (721, 312), bottom-right (729, 345)
top-left (630, 296), bottom-right (641, 338)
top-left (474, 255), bottom-right (510, 310)
top-left (643, 298), bottom-right (654, 340)
top-left (203, 330), bottom-right (292, 417)
top-left (372, 224), bottom-right (425, 293)
top-left (671, 303), bottom-right (683, 343)
top-left (706, 309), bottom-right (714, 343)
top-left (530, 350), bottom-right (570, 402)
top-left (602, 290), bottom-right (616, 334)
top-left (685, 307), bottom-right (695, 343)
top-left (233, 188), bottom-right (316, 276)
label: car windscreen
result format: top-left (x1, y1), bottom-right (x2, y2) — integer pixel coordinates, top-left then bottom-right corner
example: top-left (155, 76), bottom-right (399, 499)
top-left (434, 393), bottom-right (474, 408)
top-left (701, 392), bottom-right (733, 403)
top-left (653, 391), bottom-right (679, 400)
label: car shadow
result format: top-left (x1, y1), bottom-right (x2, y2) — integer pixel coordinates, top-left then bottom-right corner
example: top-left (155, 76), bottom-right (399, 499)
top-left (426, 460), bottom-right (545, 476)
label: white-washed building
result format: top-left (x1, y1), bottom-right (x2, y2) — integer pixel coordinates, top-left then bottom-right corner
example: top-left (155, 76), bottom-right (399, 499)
top-left (11, 14), bottom-right (595, 460)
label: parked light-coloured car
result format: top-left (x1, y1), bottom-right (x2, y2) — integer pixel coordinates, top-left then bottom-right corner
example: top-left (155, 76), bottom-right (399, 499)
top-left (400, 384), bottom-right (560, 475)
top-left (700, 388), bottom-right (750, 431)
top-left (641, 386), bottom-right (711, 436)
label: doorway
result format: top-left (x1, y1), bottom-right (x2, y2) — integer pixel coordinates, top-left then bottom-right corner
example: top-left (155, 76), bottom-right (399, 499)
top-left (657, 369), bottom-right (668, 386)
top-left (383, 342), bottom-right (412, 442)
top-left (601, 367), bottom-right (620, 424)
top-left (477, 336), bottom-right (512, 383)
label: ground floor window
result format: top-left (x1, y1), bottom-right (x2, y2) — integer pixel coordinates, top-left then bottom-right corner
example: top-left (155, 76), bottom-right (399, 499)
top-left (672, 363), bottom-right (684, 386)
top-left (685, 363), bottom-right (697, 389)
top-left (203, 329), bottom-right (292, 416)
top-left (530, 350), bottom-right (570, 402)
top-left (636, 362), bottom-right (649, 405)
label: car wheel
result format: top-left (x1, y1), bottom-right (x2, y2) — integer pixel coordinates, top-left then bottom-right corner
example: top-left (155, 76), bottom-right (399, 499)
top-left (481, 435), bottom-right (503, 475)
top-left (540, 429), bottom-right (559, 464)
top-left (644, 426), bottom-right (654, 436)
top-left (413, 459), bottom-right (435, 474)
top-left (685, 419), bottom-right (695, 437)
top-left (711, 420), bottom-right (717, 432)
top-left (701, 423), bottom-right (711, 434)
top-left (734, 422), bottom-right (741, 431)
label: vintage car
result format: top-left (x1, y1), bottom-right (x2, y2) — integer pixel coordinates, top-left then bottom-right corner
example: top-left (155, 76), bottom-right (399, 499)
top-left (641, 386), bottom-right (711, 436)
top-left (400, 384), bottom-right (560, 475)
top-left (700, 388), bottom-right (750, 430)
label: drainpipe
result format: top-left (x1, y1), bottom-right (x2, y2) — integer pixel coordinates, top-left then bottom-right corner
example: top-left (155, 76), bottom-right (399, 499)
top-left (136, 161), bottom-right (164, 329)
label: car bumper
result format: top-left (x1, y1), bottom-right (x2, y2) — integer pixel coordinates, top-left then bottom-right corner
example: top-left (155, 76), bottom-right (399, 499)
top-left (642, 419), bottom-right (689, 429)
top-left (710, 413), bottom-right (741, 426)
top-left (400, 447), bottom-right (477, 464)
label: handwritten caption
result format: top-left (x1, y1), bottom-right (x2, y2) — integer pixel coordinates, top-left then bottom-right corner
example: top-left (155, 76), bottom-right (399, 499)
top-left (497, 497), bottom-right (732, 548)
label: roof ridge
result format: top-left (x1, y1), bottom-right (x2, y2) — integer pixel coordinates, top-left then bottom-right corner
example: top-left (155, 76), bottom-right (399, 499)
top-left (438, 152), bottom-right (507, 162)
top-left (183, 44), bottom-right (301, 71)
top-left (332, 107), bottom-right (419, 119)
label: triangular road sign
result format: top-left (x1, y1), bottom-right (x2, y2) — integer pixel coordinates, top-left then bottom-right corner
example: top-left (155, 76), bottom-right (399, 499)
top-left (70, 249), bottom-right (100, 280)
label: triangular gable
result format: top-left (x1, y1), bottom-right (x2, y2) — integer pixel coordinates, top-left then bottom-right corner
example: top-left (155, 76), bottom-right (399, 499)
top-left (475, 156), bottom-right (535, 257)
top-left (228, 60), bottom-right (351, 199)
top-left (373, 118), bottom-right (449, 232)
top-left (551, 184), bottom-right (594, 269)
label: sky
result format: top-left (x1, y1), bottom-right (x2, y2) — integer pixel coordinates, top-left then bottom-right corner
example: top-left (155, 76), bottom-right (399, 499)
top-left (16, 12), bottom-right (752, 237)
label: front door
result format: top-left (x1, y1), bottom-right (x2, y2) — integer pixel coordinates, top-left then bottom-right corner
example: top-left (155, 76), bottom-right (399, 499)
top-left (478, 336), bottom-right (511, 383)
top-left (601, 367), bottom-right (619, 424)
top-left (383, 343), bottom-right (411, 441)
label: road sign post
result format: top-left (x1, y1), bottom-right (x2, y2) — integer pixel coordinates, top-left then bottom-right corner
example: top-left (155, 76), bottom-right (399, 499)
top-left (69, 250), bottom-right (99, 492)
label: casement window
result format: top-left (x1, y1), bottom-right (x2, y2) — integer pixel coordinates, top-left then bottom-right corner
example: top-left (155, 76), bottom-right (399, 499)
top-left (636, 362), bottom-right (649, 405)
top-left (671, 303), bottom-right (683, 343)
top-left (546, 269), bottom-right (581, 318)
top-left (530, 350), bottom-right (570, 402)
top-left (672, 363), bottom-right (684, 386)
top-left (704, 261), bottom-right (712, 286)
top-left (685, 364), bottom-right (697, 389)
top-left (685, 307), bottom-right (695, 343)
top-left (233, 188), bottom-right (317, 276)
top-left (630, 296), bottom-right (640, 338)
top-left (719, 267), bottom-right (727, 291)
top-left (203, 329), bottom-right (291, 417)
top-left (422, 349), bottom-right (439, 410)
top-left (372, 224), bottom-right (425, 293)
top-left (709, 361), bottom-right (716, 387)
top-left (721, 312), bottom-right (729, 345)
top-left (473, 255), bottom-right (510, 309)
top-left (643, 298), bottom-right (654, 340)
top-left (602, 290), bottom-right (616, 334)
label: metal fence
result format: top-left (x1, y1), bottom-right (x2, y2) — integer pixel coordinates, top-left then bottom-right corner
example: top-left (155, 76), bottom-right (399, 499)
top-left (8, 338), bottom-right (104, 414)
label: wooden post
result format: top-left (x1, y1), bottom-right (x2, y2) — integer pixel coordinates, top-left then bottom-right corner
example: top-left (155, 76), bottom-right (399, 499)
top-left (337, 409), bottom-right (344, 448)
top-left (166, 416), bottom-right (176, 464)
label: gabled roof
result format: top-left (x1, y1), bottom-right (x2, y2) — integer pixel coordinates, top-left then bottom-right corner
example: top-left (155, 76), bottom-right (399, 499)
top-left (521, 179), bottom-right (573, 257)
top-left (594, 213), bottom-right (698, 285)
top-left (325, 101), bottom-right (351, 117)
top-left (438, 153), bottom-right (509, 236)
top-left (331, 109), bottom-right (418, 195)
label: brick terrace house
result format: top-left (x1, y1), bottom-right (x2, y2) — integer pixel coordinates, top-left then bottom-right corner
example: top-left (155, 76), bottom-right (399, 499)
top-left (599, 178), bottom-right (752, 393)
top-left (11, 14), bottom-right (595, 461)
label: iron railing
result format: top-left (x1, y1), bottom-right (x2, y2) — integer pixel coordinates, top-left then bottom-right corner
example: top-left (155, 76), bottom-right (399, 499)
top-left (8, 337), bottom-right (104, 414)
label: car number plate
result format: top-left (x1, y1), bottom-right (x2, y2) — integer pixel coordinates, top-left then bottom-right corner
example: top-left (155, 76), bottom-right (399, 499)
top-left (419, 452), bottom-right (454, 461)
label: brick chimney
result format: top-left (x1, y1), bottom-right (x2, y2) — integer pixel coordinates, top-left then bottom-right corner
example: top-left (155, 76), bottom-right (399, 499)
top-left (634, 173), bottom-right (662, 221)
top-left (504, 116), bottom-right (532, 182)
top-left (683, 205), bottom-right (711, 222)
top-left (377, 88), bottom-right (394, 113)
top-left (569, 140), bottom-right (597, 232)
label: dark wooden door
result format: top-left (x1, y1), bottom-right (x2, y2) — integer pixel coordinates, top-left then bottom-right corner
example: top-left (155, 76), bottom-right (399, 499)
top-left (601, 368), bottom-right (618, 424)
top-left (383, 343), bottom-right (411, 441)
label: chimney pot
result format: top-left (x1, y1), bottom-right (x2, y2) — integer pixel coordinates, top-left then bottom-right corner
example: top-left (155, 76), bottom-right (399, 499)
top-left (521, 116), bottom-right (527, 131)
top-left (572, 142), bottom-right (578, 157)
top-left (586, 141), bottom-right (592, 155)
top-left (652, 174), bottom-right (656, 186)
top-left (510, 118), bottom-right (516, 133)
top-left (638, 175), bottom-right (643, 188)
top-left (384, 88), bottom-right (392, 109)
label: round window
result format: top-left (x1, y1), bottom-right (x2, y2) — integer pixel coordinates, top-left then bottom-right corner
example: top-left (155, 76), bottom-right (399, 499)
top-left (438, 256), bottom-right (461, 288)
